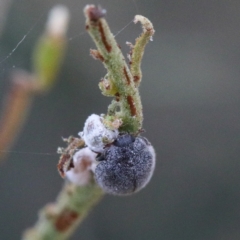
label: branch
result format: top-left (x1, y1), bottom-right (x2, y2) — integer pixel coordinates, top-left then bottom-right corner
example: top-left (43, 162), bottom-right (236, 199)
top-left (84, 5), bottom-right (143, 133)
top-left (130, 15), bottom-right (155, 87)
top-left (23, 183), bottom-right (103, 240)
top-left (0, 5), bottom-right (69, 162)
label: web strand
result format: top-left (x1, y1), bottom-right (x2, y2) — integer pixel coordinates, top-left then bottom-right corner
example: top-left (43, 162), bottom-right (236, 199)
top-left (0, 150), bottom-right (57, 156)
top-left (114, 19), bottom-right (133, 38)
top-left (0, 12), bottom-right (46, 65)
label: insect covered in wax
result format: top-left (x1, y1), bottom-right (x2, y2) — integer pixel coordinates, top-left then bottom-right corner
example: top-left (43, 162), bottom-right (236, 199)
top-left (94, 133), bottom-right (156, 195)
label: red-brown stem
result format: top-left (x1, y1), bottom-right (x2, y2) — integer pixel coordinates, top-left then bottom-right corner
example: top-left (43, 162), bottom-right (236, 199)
top-left (0, 71), bottom-right (36, 160)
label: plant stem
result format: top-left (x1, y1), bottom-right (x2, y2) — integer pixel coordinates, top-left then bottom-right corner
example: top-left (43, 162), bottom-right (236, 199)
top-left (0, 5), bottom-right (69, 162)
top-left (0, 71), bottom-right (34, 161)
top-left (84, 5), bottom-right (143, 133)
top-left (130, 15), bottom-right (155, 87)
top-left (23, 182), bottom-right (103, 240)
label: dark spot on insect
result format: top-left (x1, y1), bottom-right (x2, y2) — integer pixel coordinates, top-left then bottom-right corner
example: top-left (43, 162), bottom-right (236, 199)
top-left (113, 134), bottom-right (135, 147)
top-left (96, 152), bottom-right (105, 161)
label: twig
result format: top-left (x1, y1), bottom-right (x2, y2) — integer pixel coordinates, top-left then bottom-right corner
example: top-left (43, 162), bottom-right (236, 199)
top-left (0, 71), bottom-right (36, 160)
top-left (23, 183), bottom-right (103, 240)
top-left (130, 15), bottom-right (155, 87)
top-left (0, 5), bottom-right (69, 162)
top-left (84, 5), bottom-right (143, 133)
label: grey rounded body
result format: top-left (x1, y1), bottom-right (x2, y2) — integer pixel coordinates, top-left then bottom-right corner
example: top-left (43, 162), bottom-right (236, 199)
top-left (94, 134), bottom-right (156, 195)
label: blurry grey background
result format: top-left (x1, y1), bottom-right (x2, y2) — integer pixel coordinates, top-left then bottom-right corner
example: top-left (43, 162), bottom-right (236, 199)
top-left (0, 0), bottom-right (240, 239)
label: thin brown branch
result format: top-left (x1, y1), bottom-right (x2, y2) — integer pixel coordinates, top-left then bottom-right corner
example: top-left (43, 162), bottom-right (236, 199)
top-left (0, 70), bottom-right (39, 160)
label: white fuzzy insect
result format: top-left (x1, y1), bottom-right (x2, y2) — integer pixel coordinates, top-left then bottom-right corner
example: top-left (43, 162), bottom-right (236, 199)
top-left (79, 114), bottom-right (119, 153)
top-left (65, 147), bottom-right (97, 186)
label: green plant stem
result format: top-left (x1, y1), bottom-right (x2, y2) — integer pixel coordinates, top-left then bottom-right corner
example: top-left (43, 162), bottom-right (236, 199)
top-left (23, 182), bottom-right (103, 240)
top-left (84, 5), bottom-right (143, 133)
top-left (130, 15), bottom-right (155, 87)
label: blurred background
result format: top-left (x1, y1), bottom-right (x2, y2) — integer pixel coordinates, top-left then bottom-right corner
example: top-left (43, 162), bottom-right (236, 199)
top-left (0, 0), bottom-right (240, 239)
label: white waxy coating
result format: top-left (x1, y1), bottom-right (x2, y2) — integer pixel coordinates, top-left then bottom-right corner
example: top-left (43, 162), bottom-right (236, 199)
top-left (66, 147), bottom-right (97, 186)
top-left (139, 144), bottom-right (156, 189)
top-left (79, 114), bottom-right (119, 153)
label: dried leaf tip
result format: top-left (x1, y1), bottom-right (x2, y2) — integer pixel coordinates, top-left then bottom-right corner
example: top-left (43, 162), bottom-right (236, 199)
top-left (134, 15), bottom-right (155, 37)
top-left (84, 5), bottom-right (106, 22)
